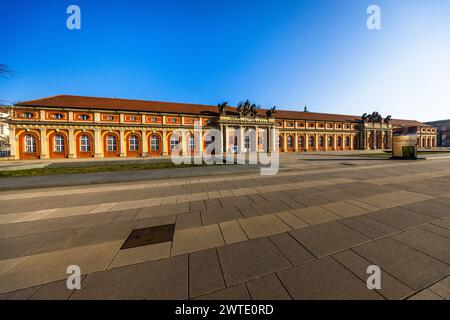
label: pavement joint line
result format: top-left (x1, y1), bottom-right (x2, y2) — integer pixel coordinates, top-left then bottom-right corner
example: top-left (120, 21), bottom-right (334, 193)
top-left (329, 254), bottom-right (387, 300)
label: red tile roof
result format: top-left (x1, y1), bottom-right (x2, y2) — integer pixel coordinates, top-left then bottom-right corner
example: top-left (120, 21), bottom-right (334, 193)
top-left (16, 95), bottom-right (429, 126)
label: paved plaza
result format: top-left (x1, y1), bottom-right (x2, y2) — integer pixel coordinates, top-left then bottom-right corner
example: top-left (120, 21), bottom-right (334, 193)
top-left (0, 154), bottom-right (449, 300)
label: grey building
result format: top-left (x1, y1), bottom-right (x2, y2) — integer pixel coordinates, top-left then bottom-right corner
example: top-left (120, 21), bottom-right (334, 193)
top-left (426, 119), bottom-right (450, 147)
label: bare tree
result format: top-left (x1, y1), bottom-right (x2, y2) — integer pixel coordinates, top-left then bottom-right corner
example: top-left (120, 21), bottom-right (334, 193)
top-left (0, 64), bottom-right (14, 79)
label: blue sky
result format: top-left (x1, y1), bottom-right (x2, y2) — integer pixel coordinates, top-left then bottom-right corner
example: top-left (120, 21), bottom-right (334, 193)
top-left (1, 0), bottom-right (449, 121)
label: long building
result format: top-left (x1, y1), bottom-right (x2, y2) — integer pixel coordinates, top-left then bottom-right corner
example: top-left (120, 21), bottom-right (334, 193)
top-left (4, 95), bottom-right (437, 160)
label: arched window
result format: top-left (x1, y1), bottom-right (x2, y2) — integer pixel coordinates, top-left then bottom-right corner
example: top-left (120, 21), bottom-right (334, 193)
top-left (278, 135), bottom-right (283, 148)
top-left (319, 136), bottom-right (324, 147)
top-left (337, 136), bottom-right (342, 147)
top-left (54, 134), bottom-right (65, 152)
top-left (287, 135), bottom-right (294, 148)
top-left (328, 136), bottom-right (333, 147)
top-left (80, 134), bottom-right (91, 152)
top-left (170, 134), bottom-right (180, 150)
top-left (129, 135), bottom-right (139, 151)
top-left (24, 134), bottom-right (36, 153)
top-left (345, 136), bottom-right (350, 147)
top-left (150, 135), bottom-right (160, 151)
top-left (299, 136), bottom-right (305, 148)
top-left (309, 136), bottom-right (315, 147)
top-left (106, 135), bottom-right (117, 151)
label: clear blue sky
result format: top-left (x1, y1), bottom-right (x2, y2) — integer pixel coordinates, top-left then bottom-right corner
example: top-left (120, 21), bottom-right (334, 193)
top-left (1, 0), bottom-right (449, 121)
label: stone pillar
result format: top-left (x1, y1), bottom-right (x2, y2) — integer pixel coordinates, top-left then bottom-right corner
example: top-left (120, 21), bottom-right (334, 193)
top-left (225, 125), bottom-right (229, 153)
top-left (305, 134), bottom-right (309, 150)
top-left (181, 130), bottom-right (188, 155)
top-left (350, 134), bottom-right (354, 150)
top-left (68, 128), bottom-right (76, 159)
top-left (9, 127), bottom-right (17, 159)
top-left (270, 127), bottom-right (276, 152)
top-left (294, 133), bottom-right (298, 152)
top-left (119, 129), bottom-right (126, 157)
top-left (94, 129), bottom-right (102, 158)
top-left (40, 128), bottom-right (48, 159)
top-left (325, 134), bottom-right (328, 150)
top-left (239, 126), bottom-right (245, 153)
top-left (255, 126), bottom-right (259, 152)
top-left (162, 129), bottom-right (168, 155)
top-left (334, 134), bottom-right (337, 151)
top-left (68, 111), bottom-right (74, 122)
top-left (315, 133), bottom-right (319, 151)
top-left (142, 130), bottom-right (148, 156)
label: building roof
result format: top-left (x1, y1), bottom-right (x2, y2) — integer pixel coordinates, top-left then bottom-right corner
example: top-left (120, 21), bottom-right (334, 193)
top-left (15, 95), bottom-right (429, 126)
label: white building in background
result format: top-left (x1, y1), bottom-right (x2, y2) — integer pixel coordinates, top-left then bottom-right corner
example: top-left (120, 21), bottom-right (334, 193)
top-left (0, 110), bottom-right (10, 154)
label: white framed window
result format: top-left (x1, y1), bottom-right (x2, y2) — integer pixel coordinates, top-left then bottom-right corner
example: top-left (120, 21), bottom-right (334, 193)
top-left (170, 135), bottom-right (180, 150)
top-left (129, 135), bottom-right (139, 151)
top-left (150, 135), bottom-right (160, 151)
top-left (287, 135), bottom-right (294, 148)
top-left (24, 134), bottom-right (37, 153)
top-left (244, 135), bottom-right (250, 149)
top-left (188, 135), bottom-right (196, 151)
top-left (106, 135), bottom-right (117, 151)
top-left (299, 136), bottom-right (305, 148)
top-left (80, 134), bottom-right (91, 152)
top-left (54, 134), bottom-right (65, 152)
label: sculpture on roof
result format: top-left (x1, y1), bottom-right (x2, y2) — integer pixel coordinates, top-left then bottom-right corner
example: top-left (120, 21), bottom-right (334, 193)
top-left (384, 115), bottom-right (392, 124)
top-left (237, 100), bottom-right (258, 117)
top-left (266, 106), bottom-right (276, 118)
top-left (362, 111), bottom-right (383, 123)
top-left (217, 102), bottom-right (229, 115)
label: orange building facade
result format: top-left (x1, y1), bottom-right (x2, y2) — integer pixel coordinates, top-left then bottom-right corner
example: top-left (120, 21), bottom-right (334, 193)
top-left (6, 95), bottom-right (437, 160)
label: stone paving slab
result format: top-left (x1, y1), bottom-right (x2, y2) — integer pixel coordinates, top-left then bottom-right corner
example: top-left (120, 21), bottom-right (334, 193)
top-left (246, 274), bottom-right (291, 300)
top-left (0, 240), bottom-right (122, 294)
top-left (365, 207), bottom-right (435, 231)
top-left (277, 256), bottom-right (382, 300)
top-left (238, 214), bottom-right (291, 239)
top-left (401, 200), bottom-right (450, 219)
top-left (321, 201), bottom-right (369, 218)
top-left (171, 224), bottom-right (225, 256)
top-left (269, 233), bottom-right (315, 266)
top-left (353, 238), bottom-right (450, 291)
top-left (408, 289), bottom-right (445, 300)
top-left (291, 207), bottom-right (340, 225)
top-left (71, 255), bottom-right (188, 300)
top-left (195, 284), bottom-right (250, 300)
top-left (289, 221), bottom-right (370, 257)
top-left (189, 249), bottom-right (225, 298)
top-left (219, 220), bottom-right (248, 245)
top-left (332, 250), bottom-right (414, 300)
top-left (108, 242), bottom-right (172, 269)
top-left (392, 228), bottom-right (450, 264)
top-left (217, 237), bottom-right (291, 287)
top-left (427, 276), bottom-right (450, 299)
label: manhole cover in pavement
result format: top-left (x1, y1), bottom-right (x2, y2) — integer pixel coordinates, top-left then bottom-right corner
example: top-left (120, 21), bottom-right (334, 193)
top-left (121, 224), bottom-right (175, 250)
